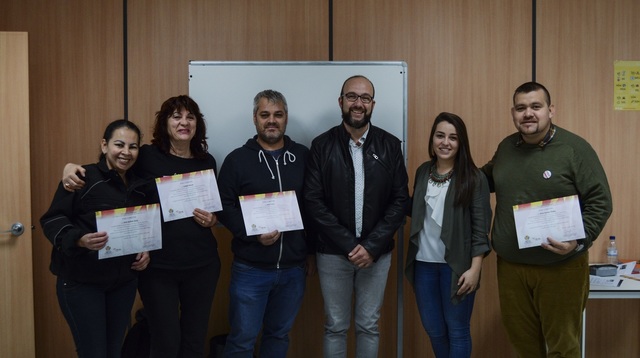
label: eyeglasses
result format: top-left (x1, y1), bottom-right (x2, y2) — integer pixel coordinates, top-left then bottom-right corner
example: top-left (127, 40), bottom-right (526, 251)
top-left (342, 92), bottom-right (374, 104)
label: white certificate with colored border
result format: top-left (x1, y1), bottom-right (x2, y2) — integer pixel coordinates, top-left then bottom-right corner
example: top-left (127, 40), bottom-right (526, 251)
top-left (155, 169), bottom-right (223, 222)
top-left (239, 190), bottom-right (304, 235)
top-left (513, 195), bottom-right (586, 249)
top-left (96, 203), bottom-right (162, 259)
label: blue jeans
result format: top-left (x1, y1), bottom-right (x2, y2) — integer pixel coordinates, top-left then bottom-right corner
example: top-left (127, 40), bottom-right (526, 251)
top-left (56, 276), bottom-right (138, 358)
top-left (223, 261), bottom-right (306, 358)
top-left (316, 252), bottom-right (391, 358)
top-left (414, 261), bottom-right (476, 358)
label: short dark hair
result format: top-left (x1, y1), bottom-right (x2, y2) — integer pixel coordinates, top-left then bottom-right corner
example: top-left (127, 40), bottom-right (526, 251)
top-left (151, 95), bottom-right (209, 159)
top-left (513, 82), bottom-right (551, 106)
top-left (99, 119), bottom-right (141, 160)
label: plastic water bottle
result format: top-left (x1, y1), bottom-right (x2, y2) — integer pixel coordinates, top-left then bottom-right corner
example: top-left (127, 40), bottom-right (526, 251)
top-left (607, 236), bottom-right (618, 265)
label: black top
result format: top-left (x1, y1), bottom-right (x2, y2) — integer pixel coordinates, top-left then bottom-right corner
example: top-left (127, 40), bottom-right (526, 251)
top-left (217, 135), bottom-right (314, 269)
top-left (304, 124), bottom-right (410, 260)
top-left (40, 158), bottom-right (152, 284)
top-left (135, 144), bottom-right (219, 270)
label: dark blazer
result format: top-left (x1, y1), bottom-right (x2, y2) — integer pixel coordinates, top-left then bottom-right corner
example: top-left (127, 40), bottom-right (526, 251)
top-left (405, 160), bottom-right (492, 304)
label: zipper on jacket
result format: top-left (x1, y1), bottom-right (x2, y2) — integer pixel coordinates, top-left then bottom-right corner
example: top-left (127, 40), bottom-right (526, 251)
top-left (370, 151), bottom-right (393, 174)
top-left (274, 158), bottom-right (284, 269)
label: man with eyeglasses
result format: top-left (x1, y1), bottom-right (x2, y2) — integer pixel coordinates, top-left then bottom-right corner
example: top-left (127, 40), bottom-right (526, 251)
top-left (304, 75), bottom-right (409, 358)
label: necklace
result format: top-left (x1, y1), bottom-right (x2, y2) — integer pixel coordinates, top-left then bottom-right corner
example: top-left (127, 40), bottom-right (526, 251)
top-left (429, 165), bottom-right (453, 187)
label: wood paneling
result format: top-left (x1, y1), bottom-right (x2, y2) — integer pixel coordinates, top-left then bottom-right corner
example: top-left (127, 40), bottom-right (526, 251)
top-left (1, 0), bottom-right (638, 357)
top-left (125, 1), bottom-right (330, 355)
top-left (0, 31), bottom-right (35, 358)
top-left (126, 0), bottom-right (330, 144)
top-left (537, 0), bottom-right (640, 357)
top-left (1, 1), bottom-right (124, 357)
top-left (333, 1), bottom-right (531, 356)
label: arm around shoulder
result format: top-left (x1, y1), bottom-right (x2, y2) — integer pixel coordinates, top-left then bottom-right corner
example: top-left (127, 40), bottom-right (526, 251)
top-left (61, 162), bottom-right (86, 191)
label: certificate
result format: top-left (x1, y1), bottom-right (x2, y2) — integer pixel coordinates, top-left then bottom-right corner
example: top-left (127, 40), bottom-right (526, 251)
top-left (96, 203), bottom-right (162, 260)
top-left (155, 169), bottom-right (222, 222)
top-left (513, 195), bottom-right (586, 249)
top-left (239, 190), bottom-right (304, 235)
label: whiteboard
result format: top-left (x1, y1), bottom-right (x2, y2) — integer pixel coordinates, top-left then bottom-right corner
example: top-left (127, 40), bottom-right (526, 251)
top-left (188, 61), bottom-right (407, 169)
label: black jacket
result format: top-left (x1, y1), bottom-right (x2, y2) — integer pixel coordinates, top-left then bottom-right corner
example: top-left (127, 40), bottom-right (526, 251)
top-left (40, 159), bottom-right (152, 284)
top-left (304, 123), bottom-right (409, 260)
top-left (217, 135), bottom-right (313, 269)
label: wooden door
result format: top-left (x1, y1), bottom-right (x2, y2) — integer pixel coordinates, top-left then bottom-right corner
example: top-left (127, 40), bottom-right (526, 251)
top-left (0, 32), bottom-right (35, 357)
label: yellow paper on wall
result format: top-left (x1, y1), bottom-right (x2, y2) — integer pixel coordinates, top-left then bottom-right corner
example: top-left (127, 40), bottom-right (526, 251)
top-left (614, 60), bottom-right (640, 110)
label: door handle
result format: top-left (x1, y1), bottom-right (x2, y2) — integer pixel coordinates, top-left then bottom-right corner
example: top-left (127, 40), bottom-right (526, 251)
top-left (2, 222), bottom-right (25, 236)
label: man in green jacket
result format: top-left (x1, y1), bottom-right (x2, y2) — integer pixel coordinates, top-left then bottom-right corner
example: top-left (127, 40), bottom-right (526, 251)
top-left (481, 81), bottom-right (613, 358)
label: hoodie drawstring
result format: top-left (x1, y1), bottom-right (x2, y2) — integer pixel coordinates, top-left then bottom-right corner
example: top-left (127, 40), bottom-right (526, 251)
top-left (258, 149), bottom-right (297, 180)
top-left (257, 148), bottom-right (298, 269)
top-left (258, 150), bottom-right (276, 179)
top-left (283, 150), bottom-right (296, 165)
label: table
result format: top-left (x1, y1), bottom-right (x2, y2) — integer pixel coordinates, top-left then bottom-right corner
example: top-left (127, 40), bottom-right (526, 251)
top-left (582, 277), bottom-right (640, 358)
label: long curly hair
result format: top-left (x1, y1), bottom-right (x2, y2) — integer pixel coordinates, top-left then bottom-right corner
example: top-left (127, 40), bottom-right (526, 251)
top-left (151, 95), bottom-right (209, 159)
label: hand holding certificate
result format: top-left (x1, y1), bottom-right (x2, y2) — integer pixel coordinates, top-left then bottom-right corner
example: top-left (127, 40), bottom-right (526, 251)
top-left (513, 195), bottom-right (586, 249)
top-left (155, 169), bottom-right (223, 222)
top-left (239, 190), bottom-right (304, 235)
top-left (96, 203), bottom-right (162, 259)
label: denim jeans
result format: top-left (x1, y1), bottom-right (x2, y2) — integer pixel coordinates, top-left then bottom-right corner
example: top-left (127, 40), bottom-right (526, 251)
top-left (56, 276), bottom-right (138, 358)
top-left (223, 261), bottom-right (306, 358)
top-left (316, 252), bottom-right (391, 358)
top-left (413, 261), bottom-right (476, 358)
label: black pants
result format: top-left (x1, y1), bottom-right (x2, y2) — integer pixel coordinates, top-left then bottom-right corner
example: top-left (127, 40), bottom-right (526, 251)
top-left (138, 258), bottom-right (221, 358)
top-left (57, 276), bottom-right (138, 358)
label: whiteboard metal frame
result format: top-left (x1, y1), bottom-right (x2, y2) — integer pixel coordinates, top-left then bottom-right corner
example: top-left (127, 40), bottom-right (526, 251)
top-left (188, 61), bottom-right (408, 168)
top-left (188, 61), bottom-right (408, 358)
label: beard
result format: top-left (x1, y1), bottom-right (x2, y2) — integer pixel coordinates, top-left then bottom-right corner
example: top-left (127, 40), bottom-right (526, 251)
top-left (258, 125), bottom-right (284, 144)
top-left (342, 108), bottom-right (372, 130)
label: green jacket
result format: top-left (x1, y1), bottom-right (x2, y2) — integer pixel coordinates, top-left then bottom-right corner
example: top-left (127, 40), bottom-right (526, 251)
top-left (405, 161), bottom-right (492, 304)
